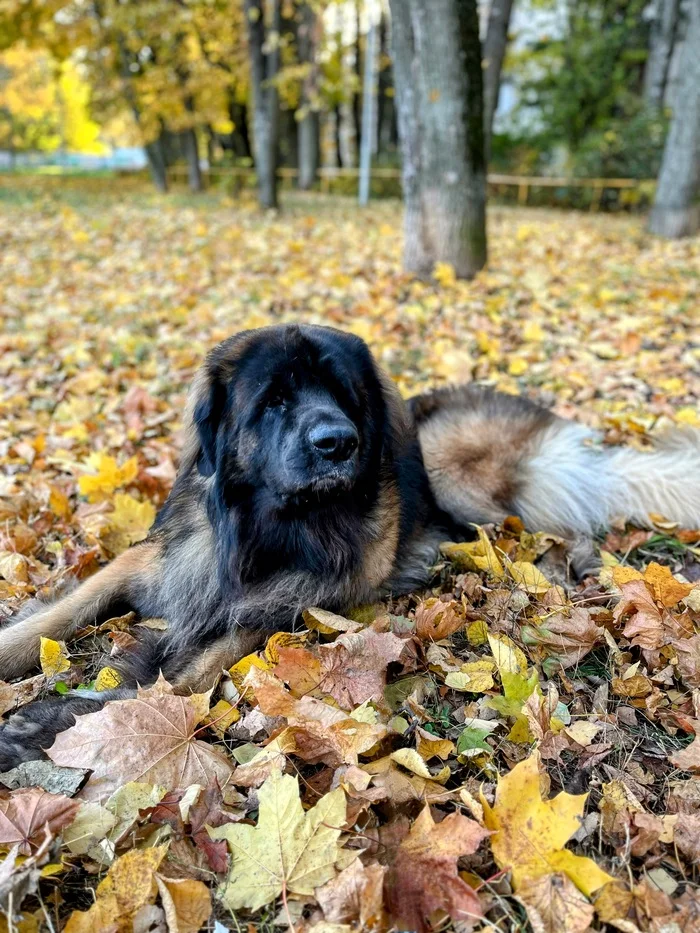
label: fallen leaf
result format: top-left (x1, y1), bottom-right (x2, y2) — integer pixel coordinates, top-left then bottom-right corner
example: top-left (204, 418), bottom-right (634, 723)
top-left (509, 561), bottom-right (551, 594)
top-left (414, 598), bottom-right (465, 641)
top-left (483, 752), bottom-right (613, 895)
top-left (39, 637), bottom-right (70, 677)
top-left (65, 845), bottom-right (167, 932)
top-left (155, 875), bottom-right (211, 933)
top-left (316, 628), bottom-right (407, 708)
top-left (48, 685), bottom-right (233, 797)
top-left (210, 769), bottom-right (346, 911)
top-left (315, 859), bottom-right (386, 927)
top-left (77, 453), bottom-right (138, 502)
top-left (0, 788), bottom-right (80, 854)
top-left (670, 735), bottom-right (700, 773)
top-left (384, 805), bottom-right (488, 933)
top-left (518, 872), bottom-right (594, 933)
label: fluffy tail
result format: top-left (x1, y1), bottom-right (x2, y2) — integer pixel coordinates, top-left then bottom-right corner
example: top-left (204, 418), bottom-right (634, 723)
top-left (515, 421), bottom-right (700, 537)
top-left (412, 385), bottom-right (700, 539)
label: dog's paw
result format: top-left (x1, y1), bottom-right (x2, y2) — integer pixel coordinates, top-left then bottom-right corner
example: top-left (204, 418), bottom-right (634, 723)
top-left (0, 695), bottom-right (106, 773)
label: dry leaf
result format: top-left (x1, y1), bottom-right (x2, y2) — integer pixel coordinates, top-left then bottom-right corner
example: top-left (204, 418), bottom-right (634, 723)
top-left (210, 769), bottom-right (346, 911)
top-left (0, 788), bottom-right (80, 854)
top-left (39, 637), bottom-right (70, 677)
top-left (384, 805), bottom-right (488, 933)
top-left (518, 872), bottom-right (594, 933)
top-left (48, 685), bottom-right (233, 797)
top-left (483, 752), bottom-right (614, 895)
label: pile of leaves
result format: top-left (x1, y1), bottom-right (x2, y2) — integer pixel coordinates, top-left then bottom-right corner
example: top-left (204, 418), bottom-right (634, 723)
top-left (1, 180), bottom-right (700, 932)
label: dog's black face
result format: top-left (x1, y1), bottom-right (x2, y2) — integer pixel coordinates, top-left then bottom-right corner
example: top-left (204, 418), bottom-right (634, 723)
top-left (193, 324), bottom-right (387, 513)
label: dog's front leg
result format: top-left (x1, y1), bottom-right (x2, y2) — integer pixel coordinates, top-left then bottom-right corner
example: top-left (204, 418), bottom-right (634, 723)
top-left (0, 540), bottom-right (161, 681)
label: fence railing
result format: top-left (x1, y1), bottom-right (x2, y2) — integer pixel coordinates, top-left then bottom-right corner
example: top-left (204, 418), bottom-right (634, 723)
top-left (166, 164), bottom-right (653, 210)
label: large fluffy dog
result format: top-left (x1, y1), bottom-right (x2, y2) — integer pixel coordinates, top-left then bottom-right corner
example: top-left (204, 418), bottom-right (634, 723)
top-left (0, 323), bottom-right (698, 768)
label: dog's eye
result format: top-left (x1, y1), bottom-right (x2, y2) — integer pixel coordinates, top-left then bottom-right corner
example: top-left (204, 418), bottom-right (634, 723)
top-left (266, 391), bottom-right (287, 410)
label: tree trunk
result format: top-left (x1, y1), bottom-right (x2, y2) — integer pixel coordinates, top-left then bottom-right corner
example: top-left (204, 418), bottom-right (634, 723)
top-left (298, 113), bottom-right (319, 189)
top-left (644, 0), bottom-right (681, 110)
top-left (246, 0), bottom-right (281, 210)
top-left (228, 99), bottom-right (252, 159)
top-left (182, 127), bottom-right (203, 192)
top-left (389, 0), bottom-right (487, 278)
top-left (144, 135), bottom-right (168, 193)
top-left (352, 0), bottom-right (362, 159)
top-left (297, 2), bottom-right (320, 189)
top-left (376, 11), bottom-right (396, 157)
top-left (482, 0), bottom-right (515, 158)
top-left (359, 17), bottom-right (378, 205)
top-left (648, 0), bottom-right (700, 237)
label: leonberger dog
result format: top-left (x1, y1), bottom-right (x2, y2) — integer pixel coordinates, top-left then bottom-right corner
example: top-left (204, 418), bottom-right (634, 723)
top-left (0, 323), bottom-right (698, 768)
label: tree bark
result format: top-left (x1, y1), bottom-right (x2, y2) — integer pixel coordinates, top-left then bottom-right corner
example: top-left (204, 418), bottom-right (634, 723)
top-left (246, 0), bottom-right (281, 209)
top-left (644, 0), bottom-right (681, 110)
top-left (297, 2), bottom-right (320, 189)
top-left (648, 0), bottom-right (700, 237)
top-left (182, 127), bottom-right (203, 192)
top-left (144, 134), bottom-right (168, 193)
top-left (389, 0), bottom-right (487, 278)
top-left (482, 0), bottom-right (515, 158)
top-left (359, 17), bottom-right (378, 205)
top-left (390, 0), bottom-right (429, 272)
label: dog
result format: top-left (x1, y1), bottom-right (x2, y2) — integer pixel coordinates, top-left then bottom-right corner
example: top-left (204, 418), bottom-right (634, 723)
top-left (0, 323), bottom-right (698, 769)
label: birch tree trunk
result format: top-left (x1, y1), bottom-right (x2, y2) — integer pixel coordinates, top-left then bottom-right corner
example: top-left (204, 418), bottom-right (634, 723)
top-left (389, 0), bottom-right (487, 278)
top-left (648, 0), bottom-right (700, 237)
top-left (644, 0), bottom-right (681, 110)
top-left (246, 0), bottom-right (281, 209)
top-left (482, 0), bottom-right (514, 157)
top-left (297, 2), bottom-right (320, 190)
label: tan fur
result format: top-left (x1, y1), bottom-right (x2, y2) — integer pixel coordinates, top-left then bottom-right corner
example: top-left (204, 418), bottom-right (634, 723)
top-left (360, 479), bottom-right (401, 590)
top-left (413, 385), bottom-right (555, 527)
top-left (171, 629), bottom-right (265, 693)
top-left (0, 542), bottom-right (161, 680)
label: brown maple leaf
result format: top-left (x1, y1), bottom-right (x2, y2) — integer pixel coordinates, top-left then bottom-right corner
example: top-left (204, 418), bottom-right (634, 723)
top-left (316, 628), bottom-right (407, 708)
top-left (670, 733), bottom-right (700, 774)
top-left (522, 607), bottom-right (605, 673)
top-left (518, 872), bottom-right (594, 933)
top-left (0, 787), bottom-right (80, 854)
top-left (414, 598), bottom-right (466, 641)
top-left (316, 858), bottom-right (387, 927)
top-left (384, 805), bottom-right (488, 933)
top-left (48, 685), bottom-right (233, 798)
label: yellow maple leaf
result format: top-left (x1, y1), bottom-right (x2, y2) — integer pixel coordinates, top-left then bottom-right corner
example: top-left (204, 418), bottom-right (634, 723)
top-left (509, 561), bottom-right (551, 595)
top-left (228, 653), bottom-right (271, 690)
top-left (483, 752), bottom-right (613, 895)
top-left (102, 493), bottom-right (156, 555)
top-left (210, 769), bottom-right (345, 911)
top-left (65, 845), bottom-right (168, 932)
top-left (78, 453), bottom-right (139, 502)
top-left (433, 261), bottom-right (456, 287)
top-left (441, 526), bottom-right (504, 578)
top-left (508, 358), bottom-right (529, 376)
top-left (40, 637), bottom-right (70, 677)
top-left (94, 666), bottom-right (122, 691)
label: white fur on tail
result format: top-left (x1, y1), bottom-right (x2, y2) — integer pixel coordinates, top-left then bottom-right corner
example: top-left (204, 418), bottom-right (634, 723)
top-left (515, 421), bottom-right (700, 537)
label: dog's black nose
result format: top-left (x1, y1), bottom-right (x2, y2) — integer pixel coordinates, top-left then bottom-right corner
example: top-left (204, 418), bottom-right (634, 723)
top-left (309, 422), bottom-right (359, 461)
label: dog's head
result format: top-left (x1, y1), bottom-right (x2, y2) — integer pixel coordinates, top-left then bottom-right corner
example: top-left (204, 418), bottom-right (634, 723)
top-left (183, 324), bottom-right (407, 512)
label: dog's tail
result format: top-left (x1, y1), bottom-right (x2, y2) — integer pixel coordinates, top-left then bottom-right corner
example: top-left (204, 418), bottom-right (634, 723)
top-left (515, 420), bottom-right (700, 537)
top-left (412, 385), bottom-right (700, 539)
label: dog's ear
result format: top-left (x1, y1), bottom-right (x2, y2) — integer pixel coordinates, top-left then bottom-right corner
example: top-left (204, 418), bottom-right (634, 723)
top-left (181, 333), bottom-right (253, 478)
top-left (192, 372), bottom-right (228, 477)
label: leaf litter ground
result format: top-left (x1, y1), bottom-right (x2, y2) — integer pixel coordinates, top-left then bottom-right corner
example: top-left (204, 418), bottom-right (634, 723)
top-left (0, 178), bottom-right (700, 933)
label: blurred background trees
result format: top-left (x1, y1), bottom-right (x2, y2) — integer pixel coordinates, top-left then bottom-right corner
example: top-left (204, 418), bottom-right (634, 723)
top-left (0, 0), bottom-right (698, 267)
